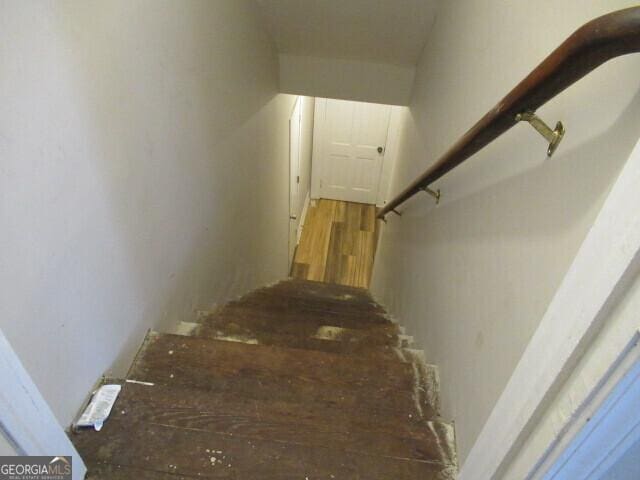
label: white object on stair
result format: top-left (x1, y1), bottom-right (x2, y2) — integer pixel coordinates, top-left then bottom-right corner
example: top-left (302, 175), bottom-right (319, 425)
top-left (76, 384), bottom-right (121, 431)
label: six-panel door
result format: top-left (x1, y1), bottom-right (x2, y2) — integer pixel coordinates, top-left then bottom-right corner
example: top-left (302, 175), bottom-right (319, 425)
top-left (315, 98), bottom-right (391, 204)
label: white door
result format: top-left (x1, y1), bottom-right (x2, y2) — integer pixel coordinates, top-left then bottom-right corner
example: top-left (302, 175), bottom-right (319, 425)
top-left (314, 99), bottom-right (391, 204)
top-left (288, 98), bottom-right (302, 265)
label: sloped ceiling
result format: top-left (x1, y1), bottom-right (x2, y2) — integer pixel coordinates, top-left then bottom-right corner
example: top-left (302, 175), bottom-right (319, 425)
top-left (255, 0), bottom-right (437, 67)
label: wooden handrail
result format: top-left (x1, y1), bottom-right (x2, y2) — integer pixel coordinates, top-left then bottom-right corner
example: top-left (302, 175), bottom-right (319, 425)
top-left (378, 7), bottom-right (640, 219)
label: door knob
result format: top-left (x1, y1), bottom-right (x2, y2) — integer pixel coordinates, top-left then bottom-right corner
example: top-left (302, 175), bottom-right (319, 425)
top-left (377, 146), bottom-right (384, 154)
top-left (290, 215), bottom-right (297, 220)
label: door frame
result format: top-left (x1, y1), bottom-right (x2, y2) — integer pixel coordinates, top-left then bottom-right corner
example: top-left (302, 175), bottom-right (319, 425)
top-left (0, 328), bottom-right (87, 479)
top-left (288, 96), bottom-right (303, 266)
top-left (459, 136), bottom-right (640, 479)
top-left (530, 330), bottom-right (640, 479)
top-left (310, 98), bottom-right (326, 201)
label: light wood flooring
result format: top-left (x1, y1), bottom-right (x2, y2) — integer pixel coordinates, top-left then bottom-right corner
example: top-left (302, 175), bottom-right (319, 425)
top-left (291, 199), bottom-right (380, 288)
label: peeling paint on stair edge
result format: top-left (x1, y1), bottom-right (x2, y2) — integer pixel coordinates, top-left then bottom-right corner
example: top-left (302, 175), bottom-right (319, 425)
top-left (393, 347), bottom-right (441, 417)
top-left (427, 420), bottom-right (459, 469)
top-left (436, 464), bottom-right (459, 480)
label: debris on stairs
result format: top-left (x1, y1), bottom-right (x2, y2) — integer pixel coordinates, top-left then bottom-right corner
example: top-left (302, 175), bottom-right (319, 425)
top-left (70, 279), bottom-right (457, 479)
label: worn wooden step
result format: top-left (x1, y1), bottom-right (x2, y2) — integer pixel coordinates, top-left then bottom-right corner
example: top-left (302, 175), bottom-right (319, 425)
top-left (248, 291), bottom-right (383, 316)
top-left (198, 280), bottom-right (409, 357)
top-left (179, 322), bottom-right (423, 384)
top-left (195, 322), bottom-right (411, 358)
top-left (237, 286), bottom-right (385, 315)
top-left (128, 332), bottom-right (440, 418)
top-left (202, 304), bottom-right (394, 334)
top-left (197, 311), bottom-right (399, 346)
top-left (225, 290), bottom-right (389, 321)
top-left (274, 278), bottom-right (375, 301)
top-left (197, 312), bottom-right (401, 343)
top-left (197, 320), bottom-right (403, 345)
top-left (74, 420), bottom-right (456, 480)
top-left (87, 380), bottom-right (455, 464)
top-left (113, 378), bottom-right (438, 440)
top-left (132, 332), bottom-right (414, 391)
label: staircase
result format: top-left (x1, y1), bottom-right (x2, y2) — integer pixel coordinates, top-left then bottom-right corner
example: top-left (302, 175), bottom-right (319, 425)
top-left (71, 279), bottom-right (457, 479)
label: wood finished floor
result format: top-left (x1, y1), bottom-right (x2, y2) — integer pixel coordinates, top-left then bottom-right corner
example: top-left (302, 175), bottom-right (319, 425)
top-left (291, 199), bottom-right (380, 289)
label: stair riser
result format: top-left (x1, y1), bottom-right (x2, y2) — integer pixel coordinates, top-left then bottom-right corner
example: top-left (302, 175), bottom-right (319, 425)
top-left (193, 326), bottom-right (414, 361)
top-left (201, 305), bottom-right (396, 332)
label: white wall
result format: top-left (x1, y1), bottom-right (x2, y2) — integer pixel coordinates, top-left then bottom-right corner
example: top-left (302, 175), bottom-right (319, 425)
top-left (279, 54), bottom-right (415, 106)
top-left (371, 0), bottom-right (640, 465)
top-left (0, 0), bottom-right (295, 428)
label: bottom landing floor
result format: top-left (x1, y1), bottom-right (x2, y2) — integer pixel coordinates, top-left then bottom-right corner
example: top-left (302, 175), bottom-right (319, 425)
top-left (291, 199), bottom-right (380, 288)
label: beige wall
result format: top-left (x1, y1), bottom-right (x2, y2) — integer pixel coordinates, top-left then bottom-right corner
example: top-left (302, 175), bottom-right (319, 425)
top-left (0, 0), bottom-right (295, 427)
top-left (371, 0), bottom-right (640, 464)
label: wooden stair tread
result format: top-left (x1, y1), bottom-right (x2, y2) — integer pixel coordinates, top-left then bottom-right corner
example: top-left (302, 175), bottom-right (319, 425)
top-left (203, 304), bottom-right (394, 332)
top-left (131, 331), bottom-right (419, 392)
top-left (238, 287), bottom-right (384, 314)
top-left (195, 322), bottom-right (410, 358)
top-left (112, 380), bottom-right (445, 437)
top-left (197, 314), bottom-right (401, 343)
top-left (74, 420), bottom-right (454, 480)
top-left (226, 287), bottom-right (386, 315)
top-left (86, 380), bottom-right (455, 464)
top-left (128, 332), bottom-right (439, 418)
top-left (198, 279), bottom-right (403, 355)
